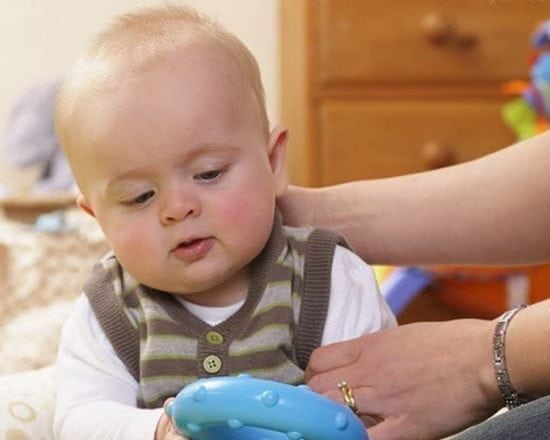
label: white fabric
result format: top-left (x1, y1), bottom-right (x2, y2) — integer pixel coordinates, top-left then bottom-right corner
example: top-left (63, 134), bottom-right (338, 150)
top-left (54, 245), bottom-right (396, 439)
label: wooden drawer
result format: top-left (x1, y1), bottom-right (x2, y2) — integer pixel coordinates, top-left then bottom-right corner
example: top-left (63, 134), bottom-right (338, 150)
top-left (316, 0), bottom-right (550, 85)
top-left (318, 98), bottom-right (516, 184)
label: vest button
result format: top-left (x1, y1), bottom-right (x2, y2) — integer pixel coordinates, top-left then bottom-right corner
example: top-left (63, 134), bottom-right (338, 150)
top-left (203, 355), bottom-right (222, 373)
top-left (205, 331), bottom-right (224, 345)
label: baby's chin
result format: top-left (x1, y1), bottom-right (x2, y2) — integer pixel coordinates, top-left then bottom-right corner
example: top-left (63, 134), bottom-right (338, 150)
top-left (131, 262), bottom-right (251, 306)
top-left (140, 278), bottom-right (234, 304)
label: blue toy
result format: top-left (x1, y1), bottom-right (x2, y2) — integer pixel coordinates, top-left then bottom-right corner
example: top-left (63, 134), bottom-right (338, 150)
top-left (165, 375), bottom-right (368, 440)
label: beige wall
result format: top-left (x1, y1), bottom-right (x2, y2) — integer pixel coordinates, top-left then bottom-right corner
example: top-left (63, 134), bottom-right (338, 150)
top-left (0, 0), bottom-right (279, 193)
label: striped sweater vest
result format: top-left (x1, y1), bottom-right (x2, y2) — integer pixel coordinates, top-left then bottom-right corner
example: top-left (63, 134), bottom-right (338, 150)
top-left (84, 215), bottom-right (347, 408)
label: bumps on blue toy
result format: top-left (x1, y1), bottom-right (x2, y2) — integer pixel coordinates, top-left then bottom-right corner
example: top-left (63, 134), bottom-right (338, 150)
top-left (165, 375), bottom-right (368, 440)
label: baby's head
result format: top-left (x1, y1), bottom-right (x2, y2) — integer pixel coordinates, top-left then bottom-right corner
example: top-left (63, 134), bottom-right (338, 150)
top-left (57, 5), bottom-right (274, 187)
top-left (56, 5), bottom-right (288, 305)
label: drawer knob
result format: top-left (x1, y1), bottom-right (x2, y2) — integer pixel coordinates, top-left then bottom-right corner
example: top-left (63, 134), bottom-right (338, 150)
top-left (422, 13), bottom-right (454, 45)
top-left (421, 142), bottom-right (457, 169)
top-left (421, 13), bottom-right (477, 49)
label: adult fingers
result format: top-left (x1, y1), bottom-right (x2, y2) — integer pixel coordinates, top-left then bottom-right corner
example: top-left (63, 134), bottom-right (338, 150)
top-left (307, 371), bottom-right (389, 426)
top-left (367, 417), bottom-right (407, 440)
top-left (321, 380), bottom-right (379, 414)
top-left (306, 341), bottom-right (376, 398)
top-left (305, 337), bottom-right (364, 381)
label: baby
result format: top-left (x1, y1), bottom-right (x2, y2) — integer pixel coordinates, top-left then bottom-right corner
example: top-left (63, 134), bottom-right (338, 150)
top-left (53, 5), bottom-right (396, 439)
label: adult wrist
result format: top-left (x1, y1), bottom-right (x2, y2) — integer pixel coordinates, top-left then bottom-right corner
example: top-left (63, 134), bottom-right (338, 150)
top-left (492, 304), bottom-right (530, 409)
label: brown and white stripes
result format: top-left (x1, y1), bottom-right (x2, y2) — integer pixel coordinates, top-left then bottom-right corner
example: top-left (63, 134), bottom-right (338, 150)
top-left (84, 213), bottom-right (346, 408)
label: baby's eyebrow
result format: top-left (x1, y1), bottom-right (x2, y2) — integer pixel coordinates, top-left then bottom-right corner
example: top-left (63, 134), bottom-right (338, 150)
top-left (103, 178), bottom-right (149, 201)
top-left (183, 143), bottom-right (239, 162)
top-left (103, 170), bottom-right (150, 196)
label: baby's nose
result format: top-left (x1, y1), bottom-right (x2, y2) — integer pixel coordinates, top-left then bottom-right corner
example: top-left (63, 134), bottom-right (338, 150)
top-left (160, 193), bottom-right (201, 224)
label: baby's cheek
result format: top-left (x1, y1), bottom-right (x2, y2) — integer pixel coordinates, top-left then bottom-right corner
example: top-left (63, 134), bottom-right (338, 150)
top-left (113, 224), bottom-right (143, 248)
top-left (218, 195), bottom-right (274, 228)
top-left (109, 221), bottom-right (154, 262)
top-left (218, 197), bottom-right (247, 220)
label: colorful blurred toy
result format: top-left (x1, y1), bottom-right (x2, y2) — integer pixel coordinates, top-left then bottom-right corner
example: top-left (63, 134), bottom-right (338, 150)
top-left (375, 264), bottom-right (550, 319)
top-left (502, 20), bottom-right (550, 139)
top-left (165, 375), bottom-right (368, 440)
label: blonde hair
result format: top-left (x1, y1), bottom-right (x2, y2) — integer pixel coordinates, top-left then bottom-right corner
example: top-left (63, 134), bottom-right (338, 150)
top-left (56, 4), bottom-right (269, 155)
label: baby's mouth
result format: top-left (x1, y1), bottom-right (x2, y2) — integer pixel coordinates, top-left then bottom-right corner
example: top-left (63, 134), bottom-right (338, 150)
top-left (173, 237), bottom-right (214, 261)
top-left (178, 238), bottom-right (201, 248)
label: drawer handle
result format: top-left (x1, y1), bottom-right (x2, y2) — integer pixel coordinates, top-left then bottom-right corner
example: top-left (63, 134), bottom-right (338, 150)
top-left (421, 13), bottom-right (477, 49)
top-left (421, 141), bottom-right (457, 169)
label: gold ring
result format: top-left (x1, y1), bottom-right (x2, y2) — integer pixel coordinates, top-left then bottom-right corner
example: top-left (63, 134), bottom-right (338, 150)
top-left (337, 381), bottom-right (357, 413)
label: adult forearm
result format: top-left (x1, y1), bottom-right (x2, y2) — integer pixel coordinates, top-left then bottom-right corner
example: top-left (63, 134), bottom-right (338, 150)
top-left (283, 132), bottom-right (550, 265)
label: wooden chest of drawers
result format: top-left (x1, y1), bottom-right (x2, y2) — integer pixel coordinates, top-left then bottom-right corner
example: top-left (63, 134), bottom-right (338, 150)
top-left (280, 0), bottom-right (550, 186)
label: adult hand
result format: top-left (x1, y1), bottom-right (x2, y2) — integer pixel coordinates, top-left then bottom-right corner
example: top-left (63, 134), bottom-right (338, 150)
top-left (305, 319), bottom-right (502, 440)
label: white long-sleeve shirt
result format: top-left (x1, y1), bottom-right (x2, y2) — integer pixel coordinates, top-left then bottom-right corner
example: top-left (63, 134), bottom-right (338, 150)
top-left (54, 246), bottom-right (396, 439)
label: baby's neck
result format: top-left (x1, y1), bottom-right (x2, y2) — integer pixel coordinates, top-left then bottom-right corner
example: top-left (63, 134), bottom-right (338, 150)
top-left (177, 266), bottom-right (250, 307)
top-left (179, 297), bottom-right (246, 326)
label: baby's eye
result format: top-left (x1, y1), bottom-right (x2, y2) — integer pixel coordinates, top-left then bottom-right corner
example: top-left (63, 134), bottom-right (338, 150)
top-left (196, 169), bottom-right (223, 182)
top-left (124, 190), bottom-right (155, 206)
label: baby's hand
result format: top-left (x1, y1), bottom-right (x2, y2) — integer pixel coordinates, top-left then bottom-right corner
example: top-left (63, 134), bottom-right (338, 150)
top-left (155, 398), bottom-right (189, 440)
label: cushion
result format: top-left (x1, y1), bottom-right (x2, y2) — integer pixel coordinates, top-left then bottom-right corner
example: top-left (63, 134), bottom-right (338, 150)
top-left (0, 366), bottom-right (56, 439)
top-left (0, 209), bottom-right (109, 374)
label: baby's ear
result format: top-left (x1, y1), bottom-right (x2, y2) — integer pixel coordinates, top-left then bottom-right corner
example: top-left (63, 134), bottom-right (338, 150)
top-left (268, 125), bottom-right (289, 197)
top-left (76, 194), bottom-right (96, 218)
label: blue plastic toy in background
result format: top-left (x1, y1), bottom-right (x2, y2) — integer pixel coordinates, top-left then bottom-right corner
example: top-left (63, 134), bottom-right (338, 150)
top-left (165, 375), bottom-right (368, 440)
